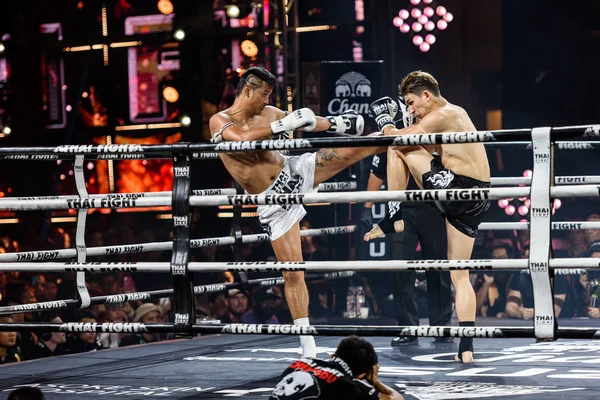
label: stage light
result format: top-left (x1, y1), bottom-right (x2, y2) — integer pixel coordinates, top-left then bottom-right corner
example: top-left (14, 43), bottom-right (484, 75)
top-left (498, 199), bottom-right (509, 208)
top-left (87, 162), bottom-right (94, 170)
top-left (419, 42), bottom-right (430, 52)
top-left (173, 29), bottom-right (185, 41)
top-left (399, 9), bottom-right (409, 19)
top-left (393, 17), bottom-right (403, 27)
top-left (2, 127), bottom-right (11, 135)
top-left (412, 22), bottom-right (422, 32)
top-left (424, 21), bottom-right (435, 31)
top-left (226, 4), bottom-right (241, 18)
top-left (425, 34), bottom-right (436, 45)
top-left (410, 0), bottom-right (421, 4)
top-left (400, 24), bottom-right (410, 33)
top-left (505, 205), bottom-right (516, 216)
top-left (523, 169), bottom-right (533, 178)
top-left (436, 6), bottom-right (447, 16)
top-left (423, 0), bottom-right (433, 3)
top-left (413, 35), bottom-right (424, 46)
top-left (443, 12), bottom-right (454, 22)
top-left (423, 7), bottom-right (434, 17)
top-left (437, 20), bottom-right (448, 30)
top-left (240, 40), bottom-right (259, 58)
top-left (411, 8), bottom-right (421, 18)
top-left (525, 199), bottom-right (531, 208)
top-left (417, 15), bottom-right (428, 25)
top-left (162, 86), bottom-right (179, 103)
top-left (554, 199), bottom-right (562, 209)
top-left (157, 0), bottom-right (173, 15)
top-left (0, 43), bottom-right (5, 53)
top-left (518, 205), bottom-right (529, 216)
top-left (181, 115), bottom-right (191, 126)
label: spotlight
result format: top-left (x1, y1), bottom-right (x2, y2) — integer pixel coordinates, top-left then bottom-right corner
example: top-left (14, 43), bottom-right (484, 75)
top-left (399, 9), bottom-right (409, 19)
top-left (399, 24), bottom-right (410, 33)
top-left (437, 20), bottom-right (448, 30)
top-left (0, 43), bottom-right (5, 53)
top-left (443, 12), bottom-right (454, 22)
top-left (393, 17), bottom-right (403, 27)
top-left (157, 0), bottom-right (173, 15)
top-left (173, 29), bottom-right (185, 41)
top-left (523, 169), bottom-right (533, 178)
top-left (181, 115), bottom-right (191, 126)
top-left (2, 126), bottom-right (11, 135)
top-left (411, 8), bottom-right (421, 18)
top-left (419, 42), bottom-right (430, 52)
top-left (226, 4), bottom-right (241, 18)
top-left (553, 199), bottom-right (562, 209)
top-left (410, 0), bottom-right (420, 4)
top-left (436, 6), bottom-right (447, 16)
top-left (425, 34), bottom-right (436, 45)
top-left (413, 35), bottom-right (424, 46)
top-left (411, 22), bottom-right (422, 32)
top-left (424, 21), bottom-right (435, 31)
top-left (162, 86), bottom-right (179, 103)
top-left (417, 15), bottom-right (428, 25)
top-left (505, 205), bottom-right (516, 216)
top-left (423, 7), bottom-right (434, 17)
top-left (518, 205), bottom-right (529, 216)
top-left (240, 40), bottom-right (259, 58)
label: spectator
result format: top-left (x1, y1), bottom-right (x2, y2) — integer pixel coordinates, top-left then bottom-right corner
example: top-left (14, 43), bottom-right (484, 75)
top-left (474, 244), bottom-right (512, 318)
top-left (208, 292), bottom-right (229, 320)
top-left (30, 311), bottom-right (67, 359)
top-left (554, 269), bottom-right (588, 318)
top-left (586, 214), bottom-right (600, 247)
top-left (505, 246), bottom-right (535, 319)
top-left (7, 387), bottom-right (45, 400)
top-left (102, 274), bottom-right (121, 296)
top-left (43, 278), bottom-right (59, 302)
top-left (0, 299), bottom-right (36, 360)
top-left (64, 311), bottom-right (102, 354)
top-left (242, 287), bottom-right (280, 324)
top-left (119, 303), bottom-right (161, 347)
top-left (0, 316), bottom-right (20, 364)
top-left (582, 242), bottom-right (600, 318)
top-left (220, 289), bottom-right (249, 323)
top-left (0, 271), bottom-right (7, 300)
top-left (30, 274), bottom-right (46, 302)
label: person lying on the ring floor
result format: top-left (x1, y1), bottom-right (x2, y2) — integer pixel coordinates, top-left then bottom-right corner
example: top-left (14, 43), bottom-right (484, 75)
top-left (270, 336), bottom-right (403, 400)
top-left (209, 66), bottom-right (387, 358)
top-left (364, 70), bottom-right (492, 364)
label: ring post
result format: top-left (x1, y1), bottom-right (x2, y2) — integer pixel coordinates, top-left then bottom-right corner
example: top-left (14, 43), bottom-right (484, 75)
top-left (529, 127), bottom-right (556, 340)
top-left (170, 148), bottom-right (195, 337)
top-left (73, 155), bottom-right (91, 309)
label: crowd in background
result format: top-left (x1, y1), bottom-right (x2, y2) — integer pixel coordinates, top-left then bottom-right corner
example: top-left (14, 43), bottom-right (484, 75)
top-left (1, 207), bottom-right (600, 365)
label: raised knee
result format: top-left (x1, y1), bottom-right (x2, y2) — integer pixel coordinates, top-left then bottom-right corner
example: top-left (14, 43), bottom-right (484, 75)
top-left (282, 271), bottom-right (305, 285)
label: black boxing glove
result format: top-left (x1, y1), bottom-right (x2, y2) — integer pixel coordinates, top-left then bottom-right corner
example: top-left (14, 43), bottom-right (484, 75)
top-left (369, 97), bottom-right (398, 132)
top-left (326, 110), bottom-right (364, 136)
top-left (360, 207), bottom-right (374, 229)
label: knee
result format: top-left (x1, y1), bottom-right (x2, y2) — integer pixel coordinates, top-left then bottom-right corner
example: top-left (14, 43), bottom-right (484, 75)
top-left (450, 270), bottom-right (469, 285)
top-left (282, 271), bottom-right (305, 286)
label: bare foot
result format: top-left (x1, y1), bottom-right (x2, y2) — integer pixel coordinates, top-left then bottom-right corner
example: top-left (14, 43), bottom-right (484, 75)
top-left (454, 351), bottom-right (475, 364)
top-left (363, 221), bottom-right (405, 242)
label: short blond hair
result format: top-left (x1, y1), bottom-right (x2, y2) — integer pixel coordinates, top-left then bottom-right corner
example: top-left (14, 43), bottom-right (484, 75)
top-left (398, 71), bottom-right (440, 97)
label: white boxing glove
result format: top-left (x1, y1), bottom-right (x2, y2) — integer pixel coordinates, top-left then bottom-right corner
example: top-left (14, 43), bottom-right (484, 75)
top-left (326, 110), bottom-right (364, 136)
top-left (270, 108), bottom-right (317, 138)
top-left (398, 94), bottom-right (415, 128)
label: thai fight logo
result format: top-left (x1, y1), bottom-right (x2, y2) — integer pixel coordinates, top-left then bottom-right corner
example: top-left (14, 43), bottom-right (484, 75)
top-left (327, 72), bottom-right (372, 115)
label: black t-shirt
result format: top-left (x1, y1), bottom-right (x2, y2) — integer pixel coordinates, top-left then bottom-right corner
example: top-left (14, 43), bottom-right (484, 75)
top-left (0, 347), bottom-right (21, 364)
top-left (509, 272), bottom-right (535, 309)
top-left (270, 357), bottom-right (380, 400)
top-left (30, 341), bottom-right (67, 359)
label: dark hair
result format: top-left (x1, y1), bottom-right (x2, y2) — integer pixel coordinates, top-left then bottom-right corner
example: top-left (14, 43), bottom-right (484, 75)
top-left (74, 310), bottom-right (96, 322)
top-left (490, 243), bottom-right (514, 259)
top-left (8, 387), bottom-right (45, 400)
top-left (399, 70), bottom-right (441, 97)
top-left (38, 310), bottom-right (60, 323)
top-left (235, 66), bottom-right (277, 97)
top-left (334, 336), bottom-right (378, 377)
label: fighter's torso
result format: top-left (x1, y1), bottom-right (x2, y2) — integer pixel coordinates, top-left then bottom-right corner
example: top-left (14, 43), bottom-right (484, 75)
top-left (217, 106), bottom-right (286, 194)
top-left (432, 104), bottom-right (490, 182)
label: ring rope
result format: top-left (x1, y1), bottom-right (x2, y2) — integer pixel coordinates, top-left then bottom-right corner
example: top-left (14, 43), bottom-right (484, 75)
top-left (0, 322), bottom-right (597, 340)
top-left (491, 175), bottom-right (600, 186)
top-left (0, 271), bottom-right (355, 316)
top-left (0, 225), bottom-right (355, 263)
top-left (479, 221), bottom-right (600, 231)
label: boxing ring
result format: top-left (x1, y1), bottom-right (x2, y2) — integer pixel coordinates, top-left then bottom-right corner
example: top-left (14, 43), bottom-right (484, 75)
top-left (1, 124), bottom-right (600, 399)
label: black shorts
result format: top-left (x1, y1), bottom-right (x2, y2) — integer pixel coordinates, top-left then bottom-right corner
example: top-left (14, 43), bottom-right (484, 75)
top-left (422, 155), bottom-right (490, 238)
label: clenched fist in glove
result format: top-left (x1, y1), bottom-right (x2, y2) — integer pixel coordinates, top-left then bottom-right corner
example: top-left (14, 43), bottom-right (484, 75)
top-left (369, 97), bottom-right (398, 132)
top-left (270, 108), bottom-right (317, 139)
top-left (325, 110), bottom-right (364, 136)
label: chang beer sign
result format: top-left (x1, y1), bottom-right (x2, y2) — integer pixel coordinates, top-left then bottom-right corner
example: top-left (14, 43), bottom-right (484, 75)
top-left (302, 61), bottom-right (383, 120)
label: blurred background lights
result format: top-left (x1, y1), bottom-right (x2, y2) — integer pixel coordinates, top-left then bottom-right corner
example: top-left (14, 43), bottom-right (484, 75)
top-left (393, 2), bottom-right (453, 52)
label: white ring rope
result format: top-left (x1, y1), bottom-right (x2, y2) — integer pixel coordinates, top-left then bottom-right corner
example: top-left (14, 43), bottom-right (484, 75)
top-left (0, 257), bottom-right (595, 273)
top-left (479, 221), bottom-right (600, 231)
top-left (0, 226), bottom-right (355, 262)
top-left (0, 185), bottom-right (597, 210)
top-left (491, 175), bottom-right (600, 186)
